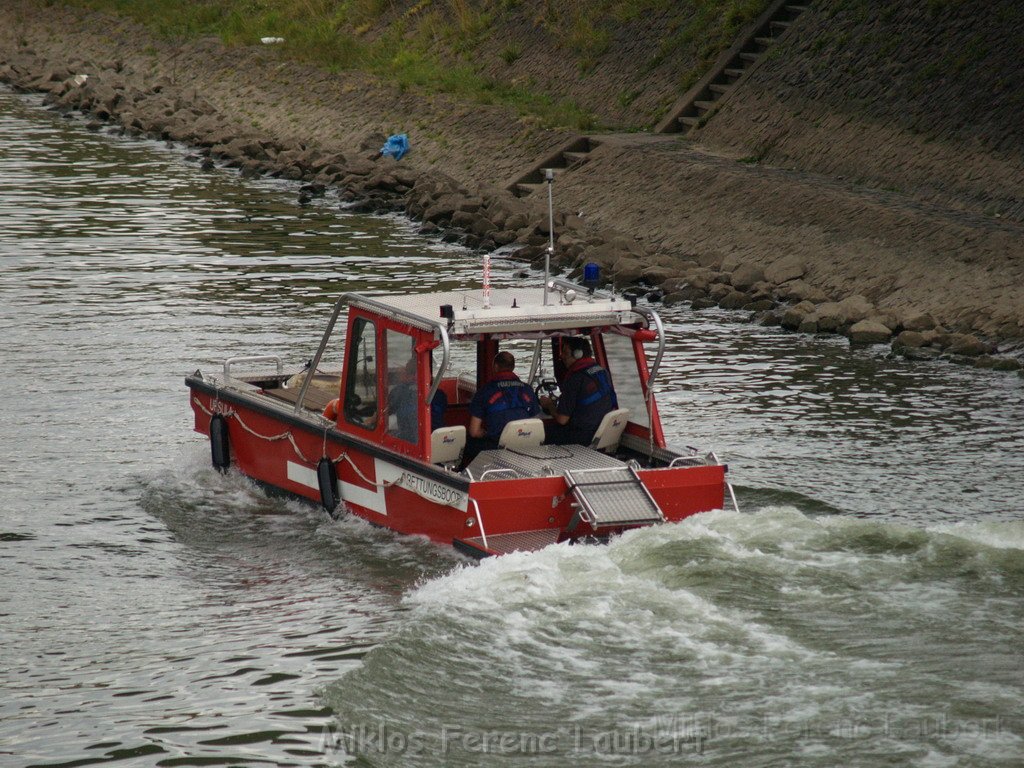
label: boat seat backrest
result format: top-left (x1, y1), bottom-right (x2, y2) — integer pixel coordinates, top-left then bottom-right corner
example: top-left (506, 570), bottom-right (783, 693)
top-left (498, 418), bottom-right (545, 450)
top-left (589, 408), bottom-right (631, 453)
top-left (430, 425), bottom-right (466, 466)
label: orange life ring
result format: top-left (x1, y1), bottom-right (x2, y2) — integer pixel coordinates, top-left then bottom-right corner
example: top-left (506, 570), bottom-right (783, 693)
top-left (323, 398), bottom-right (340, 421)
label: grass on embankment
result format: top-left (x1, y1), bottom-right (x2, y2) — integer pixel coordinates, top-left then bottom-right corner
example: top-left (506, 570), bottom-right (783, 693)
top-left (62, 0), bottom-right (770, 131)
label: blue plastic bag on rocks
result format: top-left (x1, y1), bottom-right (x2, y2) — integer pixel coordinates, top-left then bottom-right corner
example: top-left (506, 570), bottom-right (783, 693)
top-left (380, 133), bottom-right (409, 160)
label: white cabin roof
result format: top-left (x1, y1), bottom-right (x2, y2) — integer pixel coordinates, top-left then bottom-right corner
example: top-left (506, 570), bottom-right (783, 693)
top-left (352, 287), bottom-right (642, 336)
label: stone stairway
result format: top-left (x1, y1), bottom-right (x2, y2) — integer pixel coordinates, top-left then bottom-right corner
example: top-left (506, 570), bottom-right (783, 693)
top-left (655, 1), bottom-right (809, 134)
top-left (505, 135), bottom-right (599, 197)
top-left (505, 1), bottom-right (809, 194)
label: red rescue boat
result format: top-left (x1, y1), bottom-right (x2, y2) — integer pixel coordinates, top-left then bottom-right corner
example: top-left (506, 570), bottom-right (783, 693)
top-left (186, 275), bottom-right (738, 557)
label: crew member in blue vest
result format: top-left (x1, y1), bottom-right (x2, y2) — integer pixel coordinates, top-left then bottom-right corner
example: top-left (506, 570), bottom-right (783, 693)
top-left (540, 336), bottom-right (617, 446)
top-left (464, 351), bottom-right (541, 463)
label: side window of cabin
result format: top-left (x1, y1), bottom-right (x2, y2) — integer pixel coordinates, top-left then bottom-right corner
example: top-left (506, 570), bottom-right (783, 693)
top-left (601, 333), bottom-right (650, 429)
top-left (344, 317), bottom-right (378, 430)
top-left (385, 331), bottom-right (419, 444)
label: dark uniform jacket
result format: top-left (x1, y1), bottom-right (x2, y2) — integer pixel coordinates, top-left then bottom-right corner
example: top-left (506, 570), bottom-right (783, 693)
top-left (469, 371), bottom-right (541, 440)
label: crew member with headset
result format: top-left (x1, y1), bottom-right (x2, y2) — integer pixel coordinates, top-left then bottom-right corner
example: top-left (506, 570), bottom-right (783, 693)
top-left (463, 351), bottom-right (541, 463)
top-left (540, 336), bottom-right (617, 446)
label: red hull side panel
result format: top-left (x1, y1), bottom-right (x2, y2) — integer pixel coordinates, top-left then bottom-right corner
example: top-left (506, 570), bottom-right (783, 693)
top-left (470, 476), bottom-right (572, 536)
top-left (192, 390), bottom-right (332, 503)
top-left (639, 465), bottom-right (726, 522)
top-left (191, 389), bottom-right (481, 545)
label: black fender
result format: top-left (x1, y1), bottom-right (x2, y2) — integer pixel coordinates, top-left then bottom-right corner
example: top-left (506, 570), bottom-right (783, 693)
top-left (210, 413), bottom-right (230, 472)
top-left (317, 457), bottom-right (341, 517)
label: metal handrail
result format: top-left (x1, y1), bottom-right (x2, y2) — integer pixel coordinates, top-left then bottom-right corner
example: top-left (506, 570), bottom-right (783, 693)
top-left (726, 482), bottom-right (741, 514)
top-left (479, 468), bottom-right (522, 481)
top-left (224, 355), bottom-right (283, 382)
top-left (668, 455), bottom-right (703, 468)
top-left (704, 450), bottom-right (741, 514)
top-left (427, 325), bottom-right (449, 407)
top-left (546, 278), bottom-right (665, 389)
top-left (293, 295), bottom-right (349, 414)
top-left (634, 306), bottom-right (666, 391)
top-left (470, 498), bottom-right (488, 550)
top-left (550, 276), bottom-right (618, 302)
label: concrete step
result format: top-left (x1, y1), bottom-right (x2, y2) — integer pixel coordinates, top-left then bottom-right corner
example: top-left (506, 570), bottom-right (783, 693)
top-left (693, 100), bottom-right (716, 114)
top-left (739, 51), bottom-right (761, 63)
top-left (770, 19), bottom-right (791, 33)
top-left (754, 36), bottom-right (775, 47)
top-left (709, 82), bottom-right (732, 95)
top-left (504, 135), bottom-right (600, 195)
top-left (562, 151), bottom-right (591, 164)
top-left (724, 67), bottom-right (746, 80)
top-left (514, 182), bottom-right (544, 197)
top-left (679, 115), bottom-right (701, 128)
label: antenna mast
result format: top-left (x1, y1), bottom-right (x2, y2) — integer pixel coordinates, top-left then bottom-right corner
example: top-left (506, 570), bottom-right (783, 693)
top-left (544, 168), bottom-right (555, 306)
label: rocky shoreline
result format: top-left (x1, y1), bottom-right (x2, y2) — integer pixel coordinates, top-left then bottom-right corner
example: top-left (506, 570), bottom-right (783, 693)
top-left (1, 1), bottom-right (1021, 372)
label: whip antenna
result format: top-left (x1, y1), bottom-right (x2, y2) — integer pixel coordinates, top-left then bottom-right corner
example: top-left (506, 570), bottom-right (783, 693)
top-left (544, 168), bottom-right (555, 306)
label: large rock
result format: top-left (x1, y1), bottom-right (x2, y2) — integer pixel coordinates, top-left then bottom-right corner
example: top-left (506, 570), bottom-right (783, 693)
top-left (663, 286), bottom-right (707, 305)
top-left (611, 256), bottom-right (645, 284)
top-left (947, 334), bottom-right (989, 357)
top-left (698, 252), bottom-right (724, 269)
top-left (836, 295), bottom-right (875, 324)
top-left (812, 302), bottom-right (843, 332)
top-left (708, 283), bottom-right (732, 301)
top-left (641, 266), bottom-right (675, 285)
top-left (781, 300), bottom-right (815, 330)
top-left (719, 290), bottom-right (750, 310)
top-left (729, 263), bottom-right (765, 291)
top-left (450, 210), bottom-right (477, 229)
top-left (765, 255), bottom-right (806, 284)
top-left (867, 311), bottom-right (900, 331)
top-left (903, 310), bottom-right (937, 332)
top-left (893, 330), bottom-right (926, 349)
top-left (777, 279), bottom-right (828, 303)
top-left (660, 277), bottom-right (689, 293)
top-left (719, 253), bottom-right (743, 273)
top-left (848, 320), bottom-right (892, 344)
top-left (684, 267), bottom-right (719, 291)
top-left (470, 216), bottom-right (498, 238)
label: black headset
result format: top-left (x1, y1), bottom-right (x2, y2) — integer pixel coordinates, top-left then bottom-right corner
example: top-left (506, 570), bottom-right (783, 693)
top-left (565, 337), bottom-right (586, 360)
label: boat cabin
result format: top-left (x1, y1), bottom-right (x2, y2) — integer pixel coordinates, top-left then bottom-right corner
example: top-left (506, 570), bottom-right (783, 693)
top-left (296, 279), bottom-right (668, 469)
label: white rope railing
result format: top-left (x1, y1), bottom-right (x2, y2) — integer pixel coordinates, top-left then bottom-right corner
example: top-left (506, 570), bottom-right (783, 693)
top-left (192, 395), bottom-right (397, 489)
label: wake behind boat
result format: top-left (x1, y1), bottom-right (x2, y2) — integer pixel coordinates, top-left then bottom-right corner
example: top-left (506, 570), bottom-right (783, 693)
top-left (185, 266), bottom-right (738, 557)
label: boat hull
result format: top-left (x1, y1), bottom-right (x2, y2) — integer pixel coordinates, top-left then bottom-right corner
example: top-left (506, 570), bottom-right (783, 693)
top-left (188, 378), bottom-right (726, 555)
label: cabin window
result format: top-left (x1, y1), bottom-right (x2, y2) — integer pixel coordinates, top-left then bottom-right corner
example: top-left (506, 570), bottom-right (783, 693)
top-left (602, 333), bottom-right (650, 429)
top-left (385, 330), bottom-right (419, 444)
top-left (344, 317), bottom-right (378, 430)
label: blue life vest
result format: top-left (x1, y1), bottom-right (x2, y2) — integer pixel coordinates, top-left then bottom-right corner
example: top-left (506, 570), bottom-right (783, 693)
top-left (578, 363), bottom-right (618, 408)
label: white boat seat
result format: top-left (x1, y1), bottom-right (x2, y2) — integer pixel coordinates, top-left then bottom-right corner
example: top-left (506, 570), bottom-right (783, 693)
top-left (430, 425), bottom-right (466, 467)
top-left (497, 418), bottom-right (545, 451)
top-left (589, 408), bottom-right (630, 453)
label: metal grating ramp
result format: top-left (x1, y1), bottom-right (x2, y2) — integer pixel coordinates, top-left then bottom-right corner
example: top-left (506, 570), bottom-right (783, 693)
top-left (564, 467), bottom-right (665, 530)
top-left (459, 529), bottom-right (562, 556)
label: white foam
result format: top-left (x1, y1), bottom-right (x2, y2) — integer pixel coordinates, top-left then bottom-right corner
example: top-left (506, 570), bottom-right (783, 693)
top-left (926, 519), bottom-right (1024, 550)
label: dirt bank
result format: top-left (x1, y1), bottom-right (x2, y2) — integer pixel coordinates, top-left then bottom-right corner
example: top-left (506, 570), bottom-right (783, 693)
top-left (1, 0), bottom-right (1022, 367)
